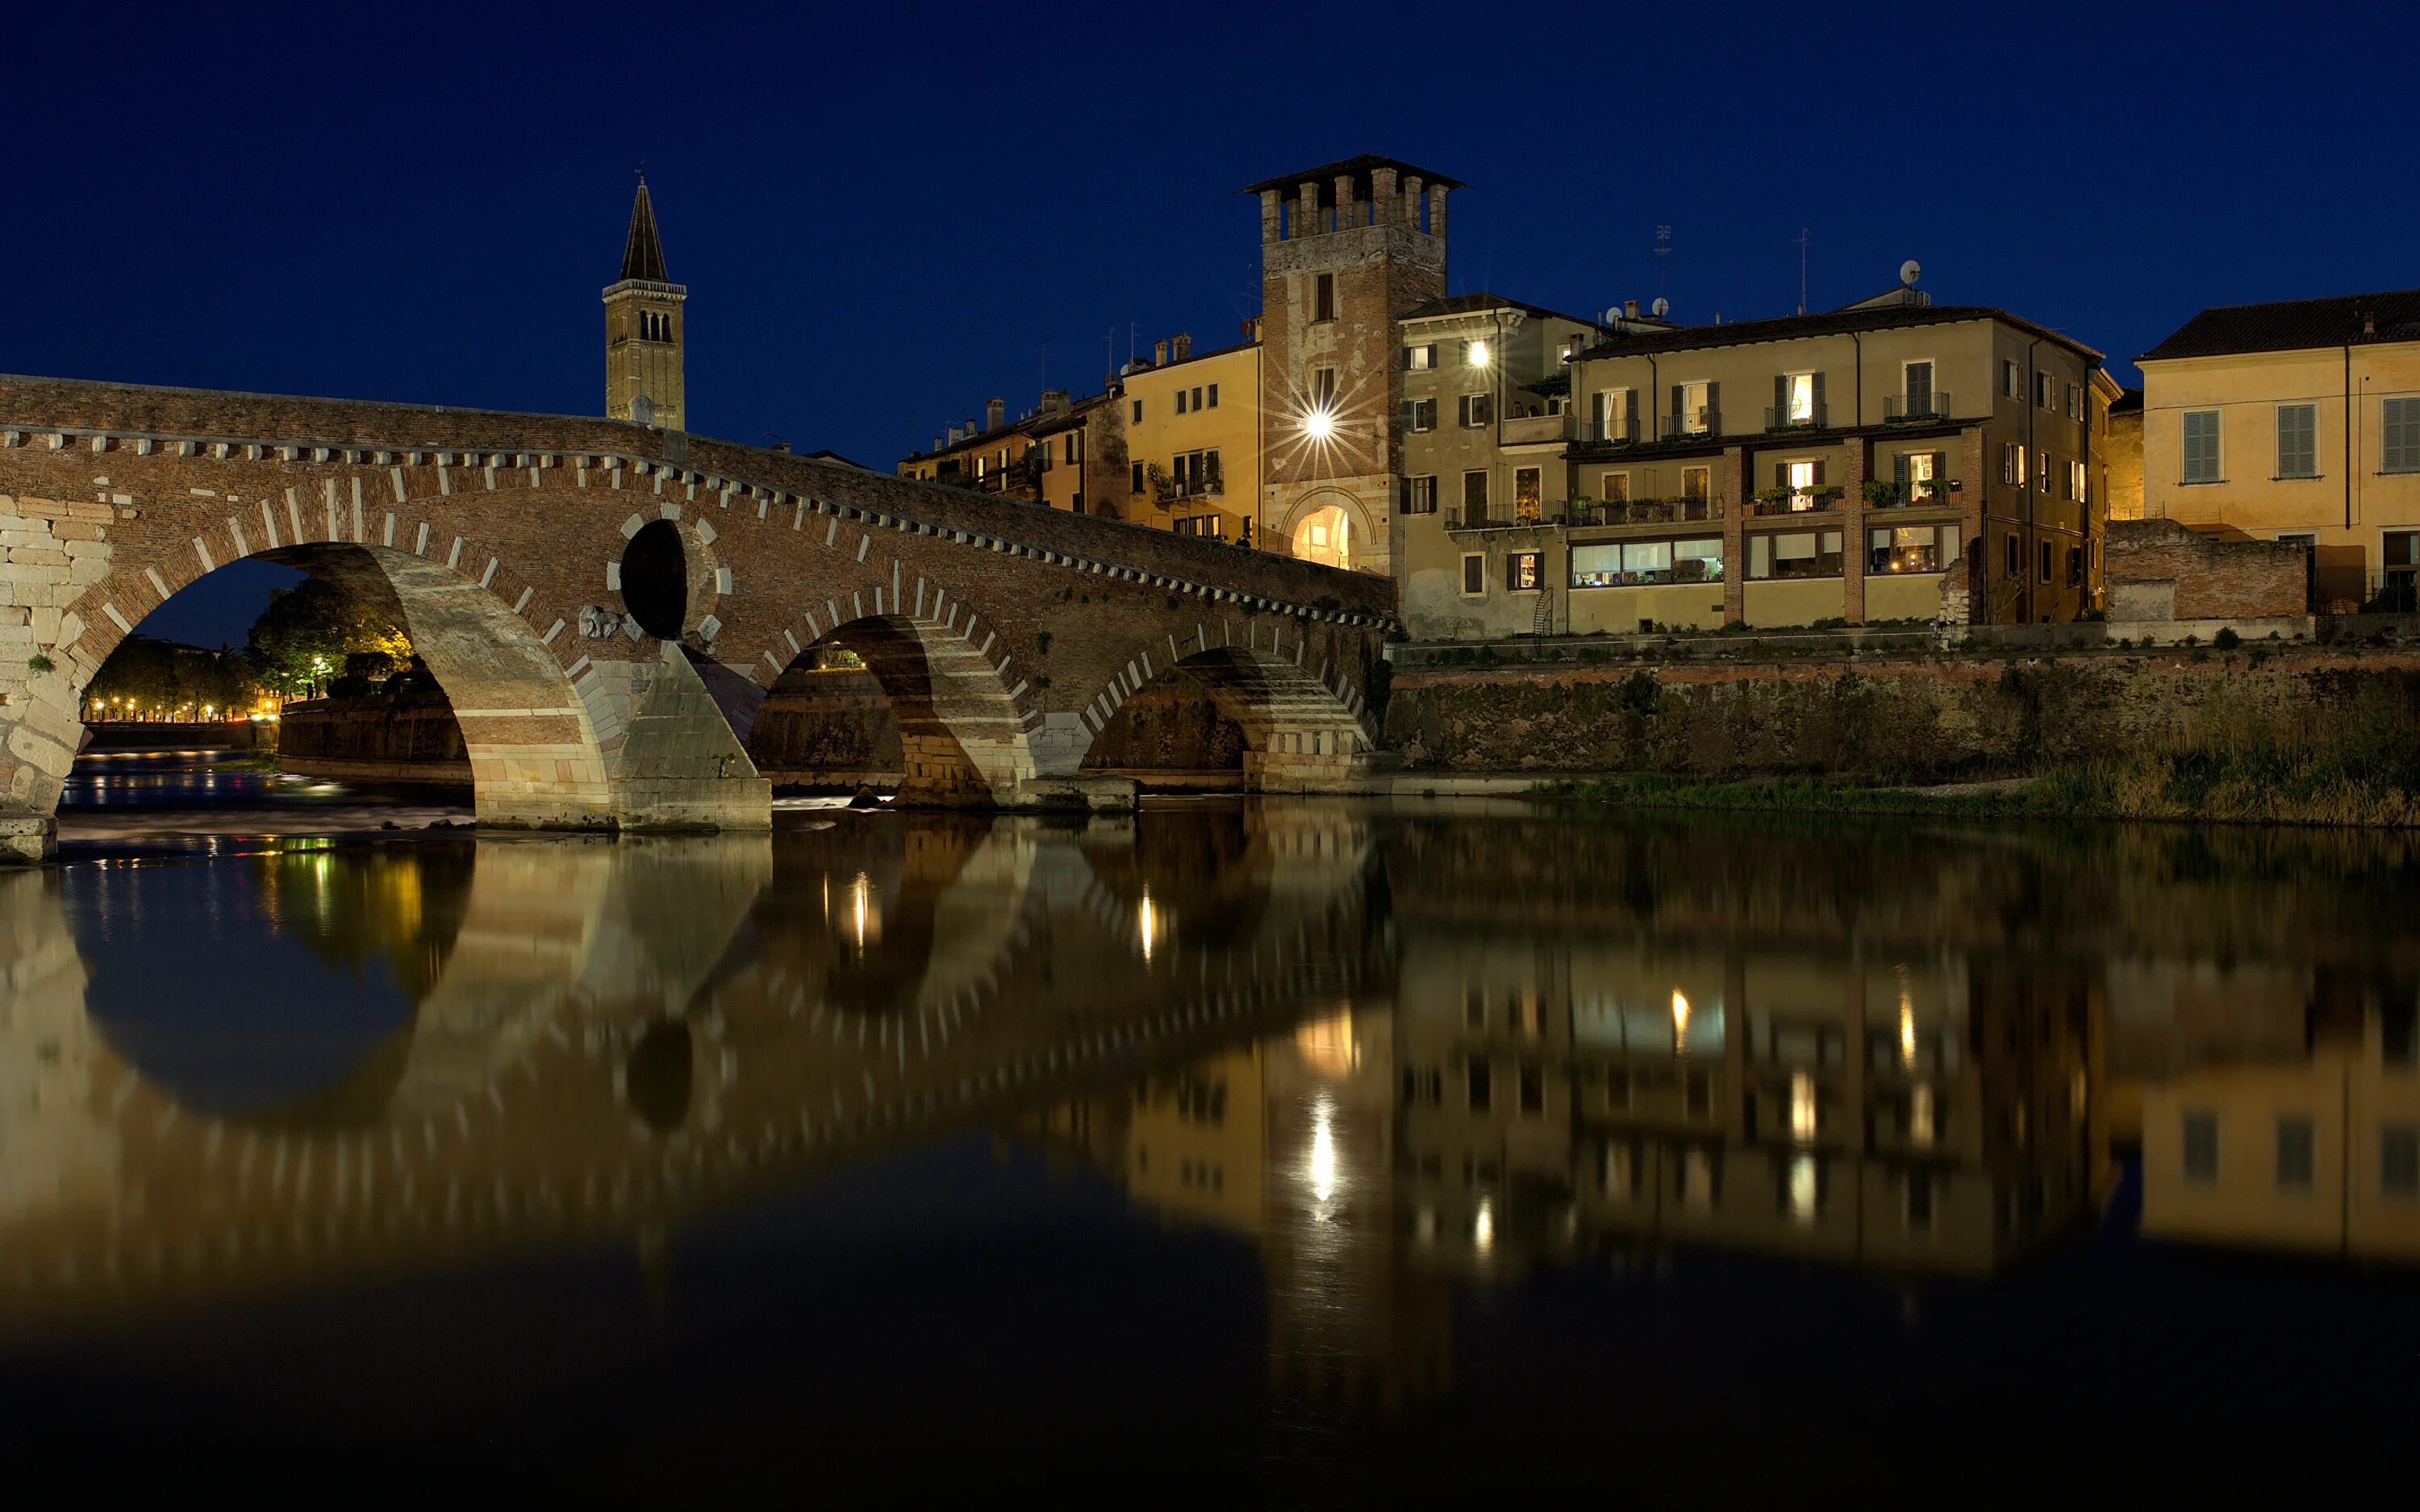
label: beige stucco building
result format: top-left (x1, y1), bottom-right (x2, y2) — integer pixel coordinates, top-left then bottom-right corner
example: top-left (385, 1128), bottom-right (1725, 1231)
top-left (1115, 335), bottom-right (1263, 544)
top-left (1404, 283), bottom-right (2121, 639)
top-left (2137, 289), bottom-right (2420, 610)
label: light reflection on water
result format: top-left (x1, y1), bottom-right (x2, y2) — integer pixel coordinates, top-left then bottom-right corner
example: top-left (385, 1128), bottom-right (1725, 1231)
top-left (2, 781), bottom-right (2418, 1496)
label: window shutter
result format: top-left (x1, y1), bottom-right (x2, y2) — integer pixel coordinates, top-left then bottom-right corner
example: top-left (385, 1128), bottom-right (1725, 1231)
top-left (1930, 451), bottom-right (1946, 481)
top-left (1401, 399), bottom-right (1416, 432)
top-left (1813, 370), bottom-right (1826, 417)
top-left (1671, 384), bottom-right (1684, 420)
top-left (1813, 460), bottom-right (1827, 487)
top-left (1775, 463), bottom-right (1788, 489)
top-left (1894, 454), bottom-right (1910, 485)
top-left (1773, 374), bottom-right (1788, 418)
top-left (1707, 381), bottom-right (1721, 426)
top-left (1624, 389), bottom-right (1638, 433)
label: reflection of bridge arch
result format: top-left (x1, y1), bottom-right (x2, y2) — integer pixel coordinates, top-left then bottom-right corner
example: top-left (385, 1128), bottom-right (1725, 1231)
top-left (0, 813), bottom-right (1387, 1328)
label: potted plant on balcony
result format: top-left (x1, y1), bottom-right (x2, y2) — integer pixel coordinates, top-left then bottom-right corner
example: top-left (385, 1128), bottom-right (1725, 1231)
top-left (1810, 484), bottom-right (1846, 510)
top-left (1862, 477), bottom-right (1901, 510)
top-left (1752, 485), bottom-right (1795, 516)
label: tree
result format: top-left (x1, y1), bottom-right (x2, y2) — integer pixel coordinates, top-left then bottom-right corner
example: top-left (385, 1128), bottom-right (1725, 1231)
top-left (244, 579), bottom-right (411, 700)
top-left (84, 638), bottom-right (261, 721)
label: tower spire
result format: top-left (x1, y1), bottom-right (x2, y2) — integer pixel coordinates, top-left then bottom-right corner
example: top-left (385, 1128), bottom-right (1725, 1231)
top-left (621, 176), bottom-right (669, 284)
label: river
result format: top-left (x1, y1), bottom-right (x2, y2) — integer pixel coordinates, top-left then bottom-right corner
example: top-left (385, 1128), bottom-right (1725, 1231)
top-left (0, 753), bottom-right (2414, 1500)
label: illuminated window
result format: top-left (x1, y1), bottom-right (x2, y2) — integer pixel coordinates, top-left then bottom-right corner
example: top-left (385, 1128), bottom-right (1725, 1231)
top-left (1600, 471), bottom-right (1630, 503)
top-left (1909, 1085), bottom-right (1936, 1147)
top-left (1400, 474), bottom-right (1438, 514)
top-left (1514, 467), bottom-right (1541, 519)
top-left (1785, 1153), bottom-right (1819, 1225)
top-left (2001, 358), bottom-right (2021, 399)
top-left (1867, 524), bottom-right (1947, 575)
top-left (1678, 381), bottom-right (1712, 434)
top-left (1747, 530), bottom-right (1843, 580)
top-left (1778, 371), bottom-right (1818, 425)
top-left (1788, 1070), bottom-right (1817, 1142)
top-left (1458, 392), bottom-right (1494, 428)
top-left (1681, 466), bottom-right (1710, 502)
top-left (1402, 344), bottom-right (1436, 371)
top-left (1507, 552), bottom-right (1542, 592)
top-left (1401, 397), bottom-right (1437, 432)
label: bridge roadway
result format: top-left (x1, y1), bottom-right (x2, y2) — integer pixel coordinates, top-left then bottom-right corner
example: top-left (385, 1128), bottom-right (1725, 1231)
top-left (0, 375), bottom-right (1398, 860)
top-left (0, 810), bottom-right (1386, 1330)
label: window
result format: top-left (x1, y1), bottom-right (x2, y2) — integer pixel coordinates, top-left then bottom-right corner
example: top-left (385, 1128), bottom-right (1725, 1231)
top-left (1401, 397), bottom-right (1437, 432)
top-left (1592, 388), bottom-right (1638, 443)
top-left (1173, 514), bottom-right (1226, 539)
top-left (1312, 272), bottom-right (1335, 323)
top-left (2276, 1117), bottom-right (2316, 1189)
top-left (1776, 457), bottom-right (1824, 510)
top-left (2004, 533), bottom-right (2021, 576)
top-left (2385, 1126), bottom-right (2420, 1197)
top-left (2067, 545), bottom-right (2084, 587)
top-left (1131, 398), bottom-right (1143, 424)
top-left (1903, 360), bottom-right (1935, 416)
top-left (1507, 552), bottom-right (1542, 591)
top-left (1868, 524), bottom-right (1948, 574)
top-left (1462, 470), bottom-right (1489, 519)
top-left (1170, 448), bottom-right (1221, 497)
top-left (2269, 404), bottom-right (2316, 478)
top-left (1681, 466), bottom-right (1710, 502)
top-left (2183, 409), bottom-right (2222, 483)
top-left (1775, 370), bottom-right (1819, 425)
top-left (1461, 552), bottom-right (1486, 596)
top-left (2385, 531), bottom-right (2420, 611)
top-left (1174, 389), bottom-right (1187, 415)
top-left (1312, 367), bottom-right (1337, 410)
top-left (2384, 397), bottom-right (2420, 473)
top-left (2035, 371), bottom-right (2054, 410)
top-left (1130, 461), bottom-right (1145, 494)
top-left (2069, 458), bottom-right (2087, 500)
top-left (1191, 386), bottom-right (1203, 411)
top-left (1676, 380), bottom-right (1713, 434)
top-left (1571, 538), bottom-right (1724, 588)
top-left (1600, 471), bottom-right (1629, 503)
top-left (1467, 1060), bottom-right (1492, 1110)
top-left (1514, 466), bottom-right (1541, 519)
top-left (1891, 450), bottom-right (1943, 504)
top-left (1063, 431), bottom-right (1081, 464)
top-left (1400, 474), bottom-right (1438, 514)
top-left (1458, 392), bottom-right (1494, 428)
top-left (2037, 448), bottom-right (2051, 489)
top-left (1206, 382), bottom-right (1218, 409)
top-left (1748, 530), bottom-right (1842, 580)
top-left (2067, 382), bottom-right (2083, 420)
top-left (1402, 344), bottom-right (1436, 371)
top-left (2183, 1110), bottom-right (2218, 1182)
top-left (2002, 359), bottom-right (2021, 399)
top-left (2038, 540), bottom-right (2054, 585)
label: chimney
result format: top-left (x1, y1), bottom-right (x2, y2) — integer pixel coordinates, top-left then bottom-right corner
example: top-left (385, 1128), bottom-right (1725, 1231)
top-left (1154, 338), bottom-right (1170, 366)
top-left (986, 397), bottom-right (1005, 431)
top-left (946, 426), bottom-right (963, 446)
top-left (2364, 311), bottom-right (2377, 336)
top-left (932, 436), bottom-right (943, 453)
top-left (1625, 299), bottom-right (1639, 319)
top-left (1173, 332), bottom-right (1192, 361)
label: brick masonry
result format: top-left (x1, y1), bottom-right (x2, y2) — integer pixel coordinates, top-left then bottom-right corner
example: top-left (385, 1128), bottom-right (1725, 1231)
top-left (2106, 518), bottom-right (2306, 621)
top-left (0, 375), bottom-right (1396, 860)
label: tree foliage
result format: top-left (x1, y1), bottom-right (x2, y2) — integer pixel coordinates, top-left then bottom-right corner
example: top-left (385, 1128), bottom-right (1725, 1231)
top-left (83, 638), bottom-right (260, 719)
top-left (244, 578), bottom-right (412, 699)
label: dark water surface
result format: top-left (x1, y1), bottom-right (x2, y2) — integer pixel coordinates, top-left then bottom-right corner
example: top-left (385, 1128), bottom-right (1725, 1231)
top-left (3, 758), bottom-right (2417, 1502)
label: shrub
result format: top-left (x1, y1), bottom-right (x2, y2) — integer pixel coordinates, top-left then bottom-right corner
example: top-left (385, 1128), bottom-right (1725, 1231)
top-left (26, 653), bottom-right (53, 674)
top-left (2213, 627), bottom-right (2242, 650)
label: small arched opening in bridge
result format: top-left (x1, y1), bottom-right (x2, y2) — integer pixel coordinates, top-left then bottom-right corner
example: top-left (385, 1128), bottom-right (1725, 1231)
top-left (1079, 644), bottom-right (1372, 794)
top-left (744, 614), bottom-right (1039, 806)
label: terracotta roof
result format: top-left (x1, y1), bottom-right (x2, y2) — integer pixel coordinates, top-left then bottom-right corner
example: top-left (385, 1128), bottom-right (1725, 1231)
top-left (2138, 288), bottom-right (2420, 361)
top-left (620, 179), bottom-right (669, 284)
top-left (1575, 303), bottom-right (2101, 363)
top-left (1400, 292), bottom-right (1605, 330)
top-left (1240, 154), bottom-right (1465, 195)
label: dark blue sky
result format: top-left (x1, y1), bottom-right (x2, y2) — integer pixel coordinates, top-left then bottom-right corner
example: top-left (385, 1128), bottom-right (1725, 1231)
top-left (11, 1), bottom-right (2412, 645)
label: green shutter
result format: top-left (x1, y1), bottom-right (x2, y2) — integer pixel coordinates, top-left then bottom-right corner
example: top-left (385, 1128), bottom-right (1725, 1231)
top-left (1813, 370), bottom-right (1827, 421)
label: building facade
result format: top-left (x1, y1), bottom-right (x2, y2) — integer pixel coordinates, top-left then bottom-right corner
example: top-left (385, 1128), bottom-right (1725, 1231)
top-left (1405, 287), bottom-right (2118, 638)
top-left (1115, 335), bottom-right (1263, 543)
top-left (603, 178), bottom-right (686, 432)
top-left (2137, 289), bottom-right (2420, 612)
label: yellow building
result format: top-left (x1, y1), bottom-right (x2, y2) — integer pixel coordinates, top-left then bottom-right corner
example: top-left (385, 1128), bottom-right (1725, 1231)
top-left (895, 388), bottom-right (1124, 517)
top-left (2138, 288), bottom-right (2420, 610)
top-left (1404, 280), bottom-right (2122, 639)
top-left (1114, 335), bottom-right (1264, 544)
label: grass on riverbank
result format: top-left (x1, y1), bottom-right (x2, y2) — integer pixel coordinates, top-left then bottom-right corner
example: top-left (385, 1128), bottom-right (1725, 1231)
top-left (1550, 749), bottom-right (2420, 829)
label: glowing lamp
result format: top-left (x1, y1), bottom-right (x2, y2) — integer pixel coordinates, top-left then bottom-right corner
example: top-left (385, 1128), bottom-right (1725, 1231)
top-left (1304, 408), bottom-right (1336, 441)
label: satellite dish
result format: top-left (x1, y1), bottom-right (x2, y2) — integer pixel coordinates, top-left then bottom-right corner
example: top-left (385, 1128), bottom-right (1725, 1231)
top-left (1650, 297), bottom-right (1670, 318)
top-left (1899, 260), bottom-right (1921, 287)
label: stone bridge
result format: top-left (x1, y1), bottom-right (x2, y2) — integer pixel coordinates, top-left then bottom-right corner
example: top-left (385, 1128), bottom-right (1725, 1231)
top-left (0, 375), bottom-right (1397, 860)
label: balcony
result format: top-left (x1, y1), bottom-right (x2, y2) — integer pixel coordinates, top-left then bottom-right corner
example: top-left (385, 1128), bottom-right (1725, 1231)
top-left (1861, 481), bottom-right (1951, 510)
top-left (1745, 485), bottom-right (1846, 516)
top-left (1578, 418), bottom-right (1641, 445)
top-left (1884, 391), bottom-right (1951, 423)
top-left (1658, 410), bottom-right (1721, 442)
top-left (1501, 412), bottom-right (1573, 446)
top-left (1763, 402), bottom-right (1829, 432)
top-left (1567, 496), bottom-right (1725, 527)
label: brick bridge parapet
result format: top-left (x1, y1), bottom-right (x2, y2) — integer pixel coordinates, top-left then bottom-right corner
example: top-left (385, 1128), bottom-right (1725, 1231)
top-left (0, 375), bottom-right (1396, 860)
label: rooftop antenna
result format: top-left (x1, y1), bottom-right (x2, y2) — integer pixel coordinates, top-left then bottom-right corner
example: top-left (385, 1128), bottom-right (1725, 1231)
top-left (1654, 225), bottom-right (1671, 302)
top-left (1796, 227), bottom-right (1811, 315)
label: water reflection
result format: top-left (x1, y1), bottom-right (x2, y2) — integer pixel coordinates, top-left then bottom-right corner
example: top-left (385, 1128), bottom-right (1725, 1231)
top-left (2, 804), bottom-right (2418, 1404)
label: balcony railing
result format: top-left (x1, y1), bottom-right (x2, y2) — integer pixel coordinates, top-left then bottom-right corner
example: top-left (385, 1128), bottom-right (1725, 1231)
top-left (1658, 410), bottom-right (1720, 441)
top-left (1763, 402), bottom-right (1829, 432)
top-left (1862, 481), bottom-right (1951, 510)
top-left (1500, 412), bottom-right (1572, 446)
top-left (1567, 496), bottom-right (1724, 527)
top-left (1449, 508), bottom-right (1512, 531)
top-left (1884, 391), bottom-right (1951, 423)
top-left (1579, 418), bottom-right (1641, 445)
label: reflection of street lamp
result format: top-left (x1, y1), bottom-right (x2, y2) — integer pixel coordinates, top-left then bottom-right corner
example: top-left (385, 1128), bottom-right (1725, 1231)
top-left (1671, 989), bottom-right (1690, 1052)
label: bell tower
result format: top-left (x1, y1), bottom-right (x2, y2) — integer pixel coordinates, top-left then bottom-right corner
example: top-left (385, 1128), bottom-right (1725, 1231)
top-left (603, 177), bottom-right (686, 431)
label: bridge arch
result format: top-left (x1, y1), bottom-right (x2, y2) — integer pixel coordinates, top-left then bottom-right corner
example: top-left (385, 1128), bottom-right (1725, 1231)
top-left (1075, 623), bottom-right (1375, 792)
top-left (1275, 487), bottom-right (1379, 574)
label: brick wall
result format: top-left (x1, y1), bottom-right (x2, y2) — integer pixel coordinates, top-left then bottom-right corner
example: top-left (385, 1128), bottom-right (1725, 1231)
top-left (2106, 519), bottom-right (2305, 621)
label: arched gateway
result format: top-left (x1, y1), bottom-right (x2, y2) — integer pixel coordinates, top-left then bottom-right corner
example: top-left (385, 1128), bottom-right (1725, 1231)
top-left (0, 376), bottom-right (1395, 861)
